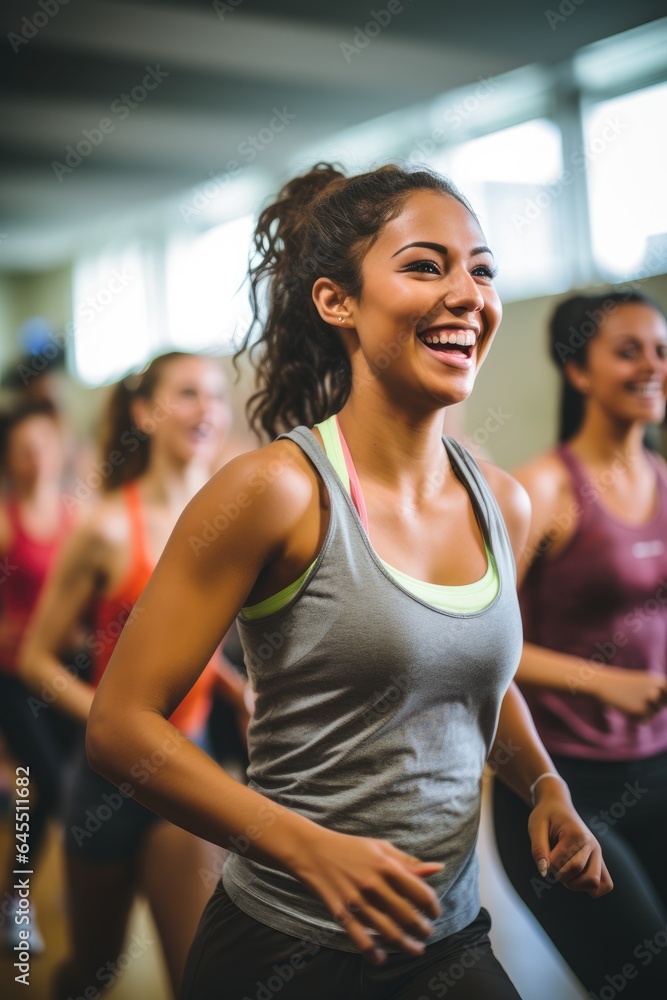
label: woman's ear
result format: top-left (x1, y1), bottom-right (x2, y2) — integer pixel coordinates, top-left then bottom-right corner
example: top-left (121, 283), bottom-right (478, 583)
top-left (130, 396), bottom-right (154, 436)
top-left (564, 359), bottom-right (590, 395)
top-left (312, 277), bottom-right (353, 329)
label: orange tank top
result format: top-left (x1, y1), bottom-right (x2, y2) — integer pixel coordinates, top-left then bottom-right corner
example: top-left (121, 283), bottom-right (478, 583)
top-left (91, 481), bottom-right (216, 736)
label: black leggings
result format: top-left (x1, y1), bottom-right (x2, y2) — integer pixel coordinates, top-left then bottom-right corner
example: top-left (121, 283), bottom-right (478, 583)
top-left (180, 880), bottom-right (521, 1000)
top-left (0, 672), bottom-right (83, 864)
top-left (493, 750), bottom-right (667, 1000)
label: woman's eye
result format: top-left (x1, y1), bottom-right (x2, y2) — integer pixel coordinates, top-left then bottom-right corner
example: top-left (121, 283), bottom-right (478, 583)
top-left (402, 259), bottom-right (441, 275)
top-left (471, 264), bottom-right (499, 279)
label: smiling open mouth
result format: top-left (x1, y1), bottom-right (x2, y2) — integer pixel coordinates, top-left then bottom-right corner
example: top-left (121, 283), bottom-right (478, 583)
top-left (418, 328), bottom-right (477, 359)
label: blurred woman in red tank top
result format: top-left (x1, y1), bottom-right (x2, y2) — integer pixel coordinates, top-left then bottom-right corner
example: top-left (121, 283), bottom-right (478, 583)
top-left (493, 291), bottom-right (667, 1000)
top-left (0, 398), bottom-right (76, 954)
top-left (18, 353), bottom-right (250, 1000)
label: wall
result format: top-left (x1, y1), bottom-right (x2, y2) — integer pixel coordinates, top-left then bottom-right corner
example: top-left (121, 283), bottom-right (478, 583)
top-left (2, 267), bottom-right (667, 468)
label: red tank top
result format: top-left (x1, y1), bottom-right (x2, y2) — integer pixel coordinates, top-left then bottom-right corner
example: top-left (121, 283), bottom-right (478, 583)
top-left (519, 445), bottom-right (667, 761)
top-left (0, 498), bottom-right (72, 675)
top-left (91, 481), bottom-right (216, 736)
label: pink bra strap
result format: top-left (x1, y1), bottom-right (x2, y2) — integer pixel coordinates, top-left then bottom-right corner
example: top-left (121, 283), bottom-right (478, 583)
top-left (335, 415), bottom-right (370, 533)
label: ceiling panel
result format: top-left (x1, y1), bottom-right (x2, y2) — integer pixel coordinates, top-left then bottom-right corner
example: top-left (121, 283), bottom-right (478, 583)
top-left (0, 0), bottom-right (664, 271)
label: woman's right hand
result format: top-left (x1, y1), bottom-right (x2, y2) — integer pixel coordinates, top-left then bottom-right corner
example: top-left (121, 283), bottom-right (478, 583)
top-left (287, 825), bottom-right (443, 964)
top-left (590, 667), bottom-right (667, 718)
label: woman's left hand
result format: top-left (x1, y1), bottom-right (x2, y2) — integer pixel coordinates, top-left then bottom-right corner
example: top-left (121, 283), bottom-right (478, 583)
top-left (527, 778), bottom-right (614, 897)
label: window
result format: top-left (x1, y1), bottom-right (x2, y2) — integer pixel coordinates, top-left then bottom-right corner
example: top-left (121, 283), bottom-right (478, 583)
top-left (72, 243), bottom-right (152, 386)
top-left (429, 119), bottom-right (567, 300)
top-left (71, 218), bottom-right (256, 385)
top-left (583, 82), bottom-right (667, 280)
top-left (165, 215), bottom-right (255, 354)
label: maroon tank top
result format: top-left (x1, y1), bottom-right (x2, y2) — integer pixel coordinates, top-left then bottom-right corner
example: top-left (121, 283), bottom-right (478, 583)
top-left (519, 445), bottom-right (667, 761)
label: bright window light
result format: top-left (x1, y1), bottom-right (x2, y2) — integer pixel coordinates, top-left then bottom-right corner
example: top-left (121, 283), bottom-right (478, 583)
top-left (429, 119), bottom-right (567, 300)
top-left (166, 215), bottom-right (255, 355)
top-left (585, 82), bottom-right (667, 279)
top-left (445, 120), bottom-right (562, 186)
top-left (72, 243), bottom-right (152, 386)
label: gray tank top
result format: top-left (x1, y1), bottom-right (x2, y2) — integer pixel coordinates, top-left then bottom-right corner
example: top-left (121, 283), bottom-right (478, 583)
top-left (223, 426), bottom-right (523, 951)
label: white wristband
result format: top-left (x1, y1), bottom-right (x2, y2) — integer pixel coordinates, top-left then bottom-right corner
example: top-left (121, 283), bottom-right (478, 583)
top-left (529, 772), bottom-right (564, 807)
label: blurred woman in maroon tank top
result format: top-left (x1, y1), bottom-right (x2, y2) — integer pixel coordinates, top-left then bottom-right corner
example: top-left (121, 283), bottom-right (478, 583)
top-left (493, 290), bottom-right (667, 1000)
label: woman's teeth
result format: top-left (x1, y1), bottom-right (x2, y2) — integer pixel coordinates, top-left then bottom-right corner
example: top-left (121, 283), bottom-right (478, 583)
top-left (421, 330), bottom-right (477, 347)
top-left (628, 382), bottom-right (663, 396)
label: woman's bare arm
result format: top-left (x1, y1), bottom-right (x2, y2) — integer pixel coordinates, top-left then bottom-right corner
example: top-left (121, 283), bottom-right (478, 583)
top-left (481, 459), bottom-right (612, 896)
top-left (18, 519), bottom-right (109, 722)
top-left (512, 456), bottom-right (667, 714)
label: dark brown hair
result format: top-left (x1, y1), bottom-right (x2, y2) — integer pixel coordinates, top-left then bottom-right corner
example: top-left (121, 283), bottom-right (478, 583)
top-left (549, 289), bottom-right (665, 441)
top-left (0, 398), bottom-right (60, 474)
top-left (235, 161), bottom-right (475, 439)
top-left (99, 351), bottom-right (195, 491)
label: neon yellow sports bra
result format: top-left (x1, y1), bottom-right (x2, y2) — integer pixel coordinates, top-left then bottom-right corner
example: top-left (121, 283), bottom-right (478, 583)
top-left (240, 416), bottom-right (499, 619)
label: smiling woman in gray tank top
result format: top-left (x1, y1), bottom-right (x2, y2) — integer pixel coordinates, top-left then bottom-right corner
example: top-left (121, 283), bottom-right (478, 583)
top-left (87, 163), bottom-right (613, 1000)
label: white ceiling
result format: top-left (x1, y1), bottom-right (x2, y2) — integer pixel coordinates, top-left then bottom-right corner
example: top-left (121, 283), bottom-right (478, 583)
top-left (0, 0), bottom-right (664, 271)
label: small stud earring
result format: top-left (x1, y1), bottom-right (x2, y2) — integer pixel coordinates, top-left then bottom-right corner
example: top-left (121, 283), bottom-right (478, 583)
top-left (338, 316), bottom-right (344, 322)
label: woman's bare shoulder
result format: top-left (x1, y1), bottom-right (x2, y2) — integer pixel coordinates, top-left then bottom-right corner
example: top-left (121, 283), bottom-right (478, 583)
top-left (62, 491), bottom-right (131, 566)
top-left (512, 449), bottom-right (571, 507)
top-left (206, 438), bottom-right (319, 515)
top-left (178, 437), bottom-right (322, 566)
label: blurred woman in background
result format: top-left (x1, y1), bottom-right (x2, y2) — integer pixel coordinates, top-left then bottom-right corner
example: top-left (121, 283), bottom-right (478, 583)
top-left (19, 352), bottom-right (249, 1000)
top-left (0, 398), bottom-right (76, 955)
top-left (493, 290), bottom-right (667, 999)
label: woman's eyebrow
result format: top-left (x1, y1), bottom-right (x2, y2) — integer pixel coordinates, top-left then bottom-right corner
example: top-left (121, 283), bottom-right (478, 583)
top-left (391, 241), bottom-right (495, 258)
top-left (613, 333), bottom-right (667, 343)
